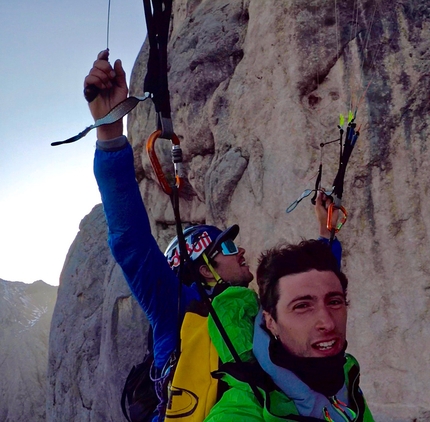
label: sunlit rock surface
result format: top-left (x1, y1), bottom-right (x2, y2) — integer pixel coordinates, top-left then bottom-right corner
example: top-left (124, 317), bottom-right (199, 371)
top-left (48, 1), bottom-right (430, 421)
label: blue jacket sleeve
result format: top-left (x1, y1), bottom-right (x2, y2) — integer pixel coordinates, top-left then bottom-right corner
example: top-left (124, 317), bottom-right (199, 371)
top-left (94, 140), bottom-right (200, 368)
top-left (318, 236), bottom-right (342, 269)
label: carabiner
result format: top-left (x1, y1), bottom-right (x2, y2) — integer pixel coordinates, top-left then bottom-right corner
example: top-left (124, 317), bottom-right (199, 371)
top-left (327, 203), bottom-right (348, 233)
top-left (146, 129), bottom-right (184, 195)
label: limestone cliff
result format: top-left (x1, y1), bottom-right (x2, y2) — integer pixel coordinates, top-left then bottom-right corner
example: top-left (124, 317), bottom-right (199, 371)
top-left (48, 1), bottom-right (430, 421)
top-left (47, 205), bottom-right (150, 422)
top-left (129, 2), bottom-right (430, 417)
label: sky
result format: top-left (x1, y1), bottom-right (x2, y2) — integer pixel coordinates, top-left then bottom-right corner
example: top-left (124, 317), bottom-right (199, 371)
top-left (0, 0), bottom-right (147, 286)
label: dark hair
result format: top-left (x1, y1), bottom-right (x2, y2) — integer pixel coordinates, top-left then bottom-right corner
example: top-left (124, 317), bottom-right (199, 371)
top-left (257, 239), bottom-right (348, 320)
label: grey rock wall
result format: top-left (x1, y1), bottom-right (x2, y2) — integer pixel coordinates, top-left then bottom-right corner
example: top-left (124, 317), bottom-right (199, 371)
top-left (47, 1), bottom-right (430, 421)
top-left (47, 205), bottom-right (150, 422)
top-left (129, 1), bottom-right (430, 420)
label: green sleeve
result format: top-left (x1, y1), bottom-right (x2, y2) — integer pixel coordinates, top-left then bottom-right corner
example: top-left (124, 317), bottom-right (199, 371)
top-left (208, 287), bottom-right (259, 363)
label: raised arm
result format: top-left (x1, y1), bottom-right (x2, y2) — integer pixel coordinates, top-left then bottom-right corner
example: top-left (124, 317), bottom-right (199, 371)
top-left (87, 51), bottom-right (199, 368)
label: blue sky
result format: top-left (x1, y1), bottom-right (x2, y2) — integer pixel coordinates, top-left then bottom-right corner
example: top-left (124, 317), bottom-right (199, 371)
top-left (0, 0), bottom-right (146, 285)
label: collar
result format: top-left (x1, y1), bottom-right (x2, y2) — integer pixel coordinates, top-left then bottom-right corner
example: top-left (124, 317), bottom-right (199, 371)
top-left (253, 310), bottom-right (350, 421)
top-left (269, 337), bottom-right (347, 397)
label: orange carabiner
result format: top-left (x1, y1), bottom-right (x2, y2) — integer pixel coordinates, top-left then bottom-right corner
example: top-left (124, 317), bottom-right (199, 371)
top-left (327, 203), bottom-right (348, 233)
top-left (146, 129), bottom-right (183, 195)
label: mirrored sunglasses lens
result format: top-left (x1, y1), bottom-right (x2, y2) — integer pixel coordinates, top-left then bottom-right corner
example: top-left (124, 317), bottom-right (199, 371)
top-left (220, 239), bottom-right (239, 255)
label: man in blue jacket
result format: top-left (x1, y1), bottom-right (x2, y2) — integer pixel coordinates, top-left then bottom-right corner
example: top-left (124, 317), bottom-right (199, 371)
top-left (85, 50), bottom-right (342, 420)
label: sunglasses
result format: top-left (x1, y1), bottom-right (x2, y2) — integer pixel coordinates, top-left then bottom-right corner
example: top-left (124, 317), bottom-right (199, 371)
top-left (220, 239), bottom-right (239, 255)
top-left (210, 239), bottom-right (239, 258)
top-left (286, 189), bottom-right (333, 213)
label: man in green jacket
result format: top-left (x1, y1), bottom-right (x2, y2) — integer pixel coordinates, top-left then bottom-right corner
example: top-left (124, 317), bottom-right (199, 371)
top-left (206, 240), bottom-right (374, 422)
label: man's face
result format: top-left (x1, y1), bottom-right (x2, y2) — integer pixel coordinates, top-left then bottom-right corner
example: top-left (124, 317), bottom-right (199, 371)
top-left (212, 246), bottom-right (254, 287)
top-left (264, 269), bottom-right (347, 358)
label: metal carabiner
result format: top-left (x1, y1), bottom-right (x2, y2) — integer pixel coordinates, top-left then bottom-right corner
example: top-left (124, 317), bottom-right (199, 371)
top-left (146, 129), bottom-right (184, 195)
top-left (327, 203), bottom-right (348, 233)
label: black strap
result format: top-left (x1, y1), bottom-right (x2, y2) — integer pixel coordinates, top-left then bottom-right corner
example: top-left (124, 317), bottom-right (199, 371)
top-left (310, 163), bottom-right (322, 205)
top-left (121, 383), bottom-right (133, 422)
top-left (193, 281), bottom-right (265, 407)
top-left (141, 5), bottom-right (263, 405)
top-left (284, 416), bottom-right (326, 421)
top-left (347, 363), bottom-right (366, 422)
top-left (213, 362), bottom-right (324, 421)
top-left (332, 121), bottom-right (358, 201)
top-left (329, 122), bottom-right (358, 245)
top-left (170, 186), bottom-right (189, 358)
top-left (143, 0), bottom-right (173, 125)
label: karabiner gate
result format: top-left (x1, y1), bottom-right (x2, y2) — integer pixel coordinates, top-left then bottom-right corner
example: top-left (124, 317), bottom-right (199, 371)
top-left (146, 129), bottom-right (184, 195)
top-left (327, 203), bottom-right (348, 233)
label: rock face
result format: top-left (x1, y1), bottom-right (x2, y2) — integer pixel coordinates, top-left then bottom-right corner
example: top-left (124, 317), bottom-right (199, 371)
top-left (47, 205), bottom-right (150, 422)
top-left (0, 279), bottom-right (57, 422)
top-left (130, 2), bottom-right (430, 420)
top-left (48, 1), bottom-right (430, 421)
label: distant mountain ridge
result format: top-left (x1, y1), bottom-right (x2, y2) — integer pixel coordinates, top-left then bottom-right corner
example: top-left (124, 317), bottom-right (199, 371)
top-left (0, 278), bottom-right (57, 422)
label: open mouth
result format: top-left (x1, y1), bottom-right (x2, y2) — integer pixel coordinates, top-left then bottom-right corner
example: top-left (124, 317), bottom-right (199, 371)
top-left (239, 256), bottom-right (248, 267)
top-left (312, 339), bottom-right (337, 351)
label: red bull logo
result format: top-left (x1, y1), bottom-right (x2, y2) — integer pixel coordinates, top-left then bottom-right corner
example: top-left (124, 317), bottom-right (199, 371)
top-left (168, 231), bottom-right (213, 268)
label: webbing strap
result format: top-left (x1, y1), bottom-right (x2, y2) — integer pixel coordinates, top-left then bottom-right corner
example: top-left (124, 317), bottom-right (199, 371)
top-left (143, 0), bottom-right (173, 137)
top-left (310, 163), bottom-right (322, 205)
top-left (193, 280), bottom-right (265, 407)
top-left (202, 253), bottom-right (223, 286)
top-left (332, 122), bottom-right (359, 202)
top-left (329, 121), bottom-right (359, 244)
top-left (51, 94), bottom-right (150, 146)
top-left (170, 187), bottom-right (188, 358)
top-left (141, 0), bottom-right (264, 408)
